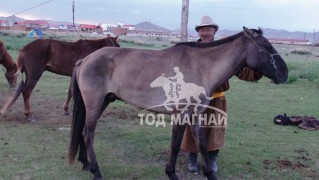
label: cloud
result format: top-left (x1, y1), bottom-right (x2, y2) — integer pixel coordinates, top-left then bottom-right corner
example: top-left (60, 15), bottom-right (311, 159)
top-left (0, 11), bottom-right (11, 17)
top-left (121, 0), bottom-right (179, 5)
top-left (18, 14), bottom-right (41, 20)
top-left (93, 7), bottom-right (123, 13)
top-left (246, 0), bottom-right (319, 9)
top-left (132, 10), bottom-right (143, 14)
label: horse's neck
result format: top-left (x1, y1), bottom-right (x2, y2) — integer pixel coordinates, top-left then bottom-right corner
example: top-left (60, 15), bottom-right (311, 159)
top-left (79, 39), bottom-right (110, 51)
top-left (1, 50), bottom-right (16, 70)
top-left (204, 36), bottom-right (247, 90)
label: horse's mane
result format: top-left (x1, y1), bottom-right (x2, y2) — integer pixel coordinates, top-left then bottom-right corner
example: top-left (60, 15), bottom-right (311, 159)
top-left (175, 28), bottom-right (263, 48)
top-left (75, 37), bottom-right (115, 44)
top-left (77, 37), bottom-right (111, 44)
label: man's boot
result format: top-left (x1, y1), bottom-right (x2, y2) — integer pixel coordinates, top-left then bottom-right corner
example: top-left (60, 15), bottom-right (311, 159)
top-left (208, 150), bottom-right (219, 173)
top-left (187, 152), bottom-right (198, 173)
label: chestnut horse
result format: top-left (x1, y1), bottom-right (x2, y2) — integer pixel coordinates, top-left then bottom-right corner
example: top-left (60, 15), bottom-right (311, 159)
top-left (68, 27), bottom-right (288, 179)
top-left (0, 36), bottom-right (119, 121)
top-left (0, 40), bottom-right (18, 88)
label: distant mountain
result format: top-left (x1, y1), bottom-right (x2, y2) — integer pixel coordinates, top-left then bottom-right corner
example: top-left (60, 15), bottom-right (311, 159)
top-left (262, 28), bottom-right (318, 42)
top-left (135, 21), bottom-right (172, 33)
top-left (174, 27), bottom-right (318, 42)
top-left (0, 15), bottom-right (74, 26)
top-left (45, 20), bottom-right (74, 26)
top-left (0, 15), bottom-right (26, 23)
top-left (1, 15), bottom-right (318, 42)
top-left (172, 28), bottom-right (197, 36)
top-left (173, 28), bottom-right (241, 37)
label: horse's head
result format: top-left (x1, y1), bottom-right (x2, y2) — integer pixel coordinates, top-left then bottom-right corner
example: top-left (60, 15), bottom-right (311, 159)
top-left (5, 64), bottom-right (18, 88)
top-left (106, 36), bottom-right (120, 47)
top-left (0, 41), bottom-right (18, 88)
top-left (243, 27), bottom-right (288, 84)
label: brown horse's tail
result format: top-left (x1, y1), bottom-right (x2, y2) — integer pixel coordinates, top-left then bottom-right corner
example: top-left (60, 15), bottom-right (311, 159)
top-left (0, 80), bottom-right (24, 114)
top-left (13, 49), bottom-right (23, 76)
top-left (69, 60), bottom-right (86, 165)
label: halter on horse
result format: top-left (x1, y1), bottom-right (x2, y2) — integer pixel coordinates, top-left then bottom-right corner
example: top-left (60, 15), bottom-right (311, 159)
top-left (68, 27), bottom-right (288, 179)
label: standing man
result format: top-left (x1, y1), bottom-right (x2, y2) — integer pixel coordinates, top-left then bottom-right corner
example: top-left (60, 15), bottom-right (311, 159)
top-left (181, 15), bottom-right (262, 173)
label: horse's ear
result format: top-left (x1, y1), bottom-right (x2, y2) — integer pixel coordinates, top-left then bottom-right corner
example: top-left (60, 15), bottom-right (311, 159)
top-left (243, 26), bottom-right (258, 38)
top-left (114, 36), bottom-right (119, 42)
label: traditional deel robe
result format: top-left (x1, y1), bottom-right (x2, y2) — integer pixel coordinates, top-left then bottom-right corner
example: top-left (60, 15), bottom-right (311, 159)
top-left (181, 67), bottom-right (262, 152)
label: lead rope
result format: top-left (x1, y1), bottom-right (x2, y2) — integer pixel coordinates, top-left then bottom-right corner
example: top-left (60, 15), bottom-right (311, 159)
top-left (72, 0), bottom-right (117, 48)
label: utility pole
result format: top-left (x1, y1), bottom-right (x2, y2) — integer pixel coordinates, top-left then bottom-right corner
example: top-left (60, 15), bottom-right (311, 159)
top-left (180, 0), bottom-right (189, 42)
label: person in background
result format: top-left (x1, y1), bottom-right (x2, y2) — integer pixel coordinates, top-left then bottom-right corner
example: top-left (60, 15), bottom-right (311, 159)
top-left (181, 15), bottom-right (263, 174)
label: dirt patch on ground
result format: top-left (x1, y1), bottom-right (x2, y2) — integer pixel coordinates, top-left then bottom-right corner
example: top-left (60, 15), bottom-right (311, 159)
top-left (0, 88), bottom-right (72, 127)
top-left (263, 148), bottom-right (311, 170)
top-left (275, 159), bottom-right (309, 169)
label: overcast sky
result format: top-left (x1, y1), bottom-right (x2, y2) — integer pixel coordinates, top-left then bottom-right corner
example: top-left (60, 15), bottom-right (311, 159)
top-left (0, 0), bottom-right (318, 32)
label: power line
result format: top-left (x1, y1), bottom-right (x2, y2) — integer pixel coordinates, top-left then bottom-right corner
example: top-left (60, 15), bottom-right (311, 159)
top-left (13, 0), bottom-right (55, 16)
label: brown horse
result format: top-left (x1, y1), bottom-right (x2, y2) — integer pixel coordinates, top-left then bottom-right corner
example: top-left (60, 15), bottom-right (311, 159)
top-left (0, 36), bottom-right (119, 121)
top-left (0, 40), bottom-right (18, 88)
top-left (68, 27), bottom-right (288, 180)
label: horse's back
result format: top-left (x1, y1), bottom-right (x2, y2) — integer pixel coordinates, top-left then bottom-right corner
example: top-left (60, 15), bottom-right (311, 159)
top-left (75, 47), bottom-right (176, 107)
top-left (17, 39), bottom-right (51, 68)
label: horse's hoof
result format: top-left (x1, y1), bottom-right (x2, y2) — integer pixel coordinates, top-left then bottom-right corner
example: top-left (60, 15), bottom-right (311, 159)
top-left (167, 173), bottom-right (179, 180)
top-left (93, 177), bottom-right (104, 180)
top-left (92, 172), bottom-right (104, 180)
top-left (206, 172), bottom-right (218, 180)
top-left (24, 113), bottom-right (35, 123)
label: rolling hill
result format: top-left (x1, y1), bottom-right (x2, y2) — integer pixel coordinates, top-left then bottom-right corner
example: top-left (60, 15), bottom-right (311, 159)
top-left (1, 15), bottom-right (318, 42)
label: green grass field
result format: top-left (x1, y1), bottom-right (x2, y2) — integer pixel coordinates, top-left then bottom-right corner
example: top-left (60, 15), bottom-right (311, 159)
top-left (0, 31), bottom-right (318, 179)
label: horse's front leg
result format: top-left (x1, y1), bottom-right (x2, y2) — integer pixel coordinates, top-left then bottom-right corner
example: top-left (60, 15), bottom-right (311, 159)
top-left (165, 123), bottom-right (187, 180)
top-left (63, 81), bottom-right (72, 115)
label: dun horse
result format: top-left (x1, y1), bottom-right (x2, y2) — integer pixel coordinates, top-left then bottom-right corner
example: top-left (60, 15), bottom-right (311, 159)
top-left (69, 27), bottom-right (288, 180)
top-left (0, 36), bottom-right (119, 121)
top-left (0, 40), bottom-right (18, 88)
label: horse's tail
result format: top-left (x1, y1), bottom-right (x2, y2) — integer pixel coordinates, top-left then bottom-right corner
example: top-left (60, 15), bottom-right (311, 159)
top-left (69, 59), bottom-right (85, 165)
top-left (8, 49), bottom-right (25, 89)
top-left (0, 79), bottom-right (24, 114)
top-left (13, 66), bottom-right (22, 78)
top-left (14, 49), bottom-right (25, 77)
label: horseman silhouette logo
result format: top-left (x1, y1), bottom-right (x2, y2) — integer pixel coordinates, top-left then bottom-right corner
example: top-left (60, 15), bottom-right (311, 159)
top-left (150, 66), bottom-right (211, 113)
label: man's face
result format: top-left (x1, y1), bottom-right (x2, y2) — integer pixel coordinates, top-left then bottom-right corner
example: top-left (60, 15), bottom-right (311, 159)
top-left (198, 26), bottom-right (216, 42)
